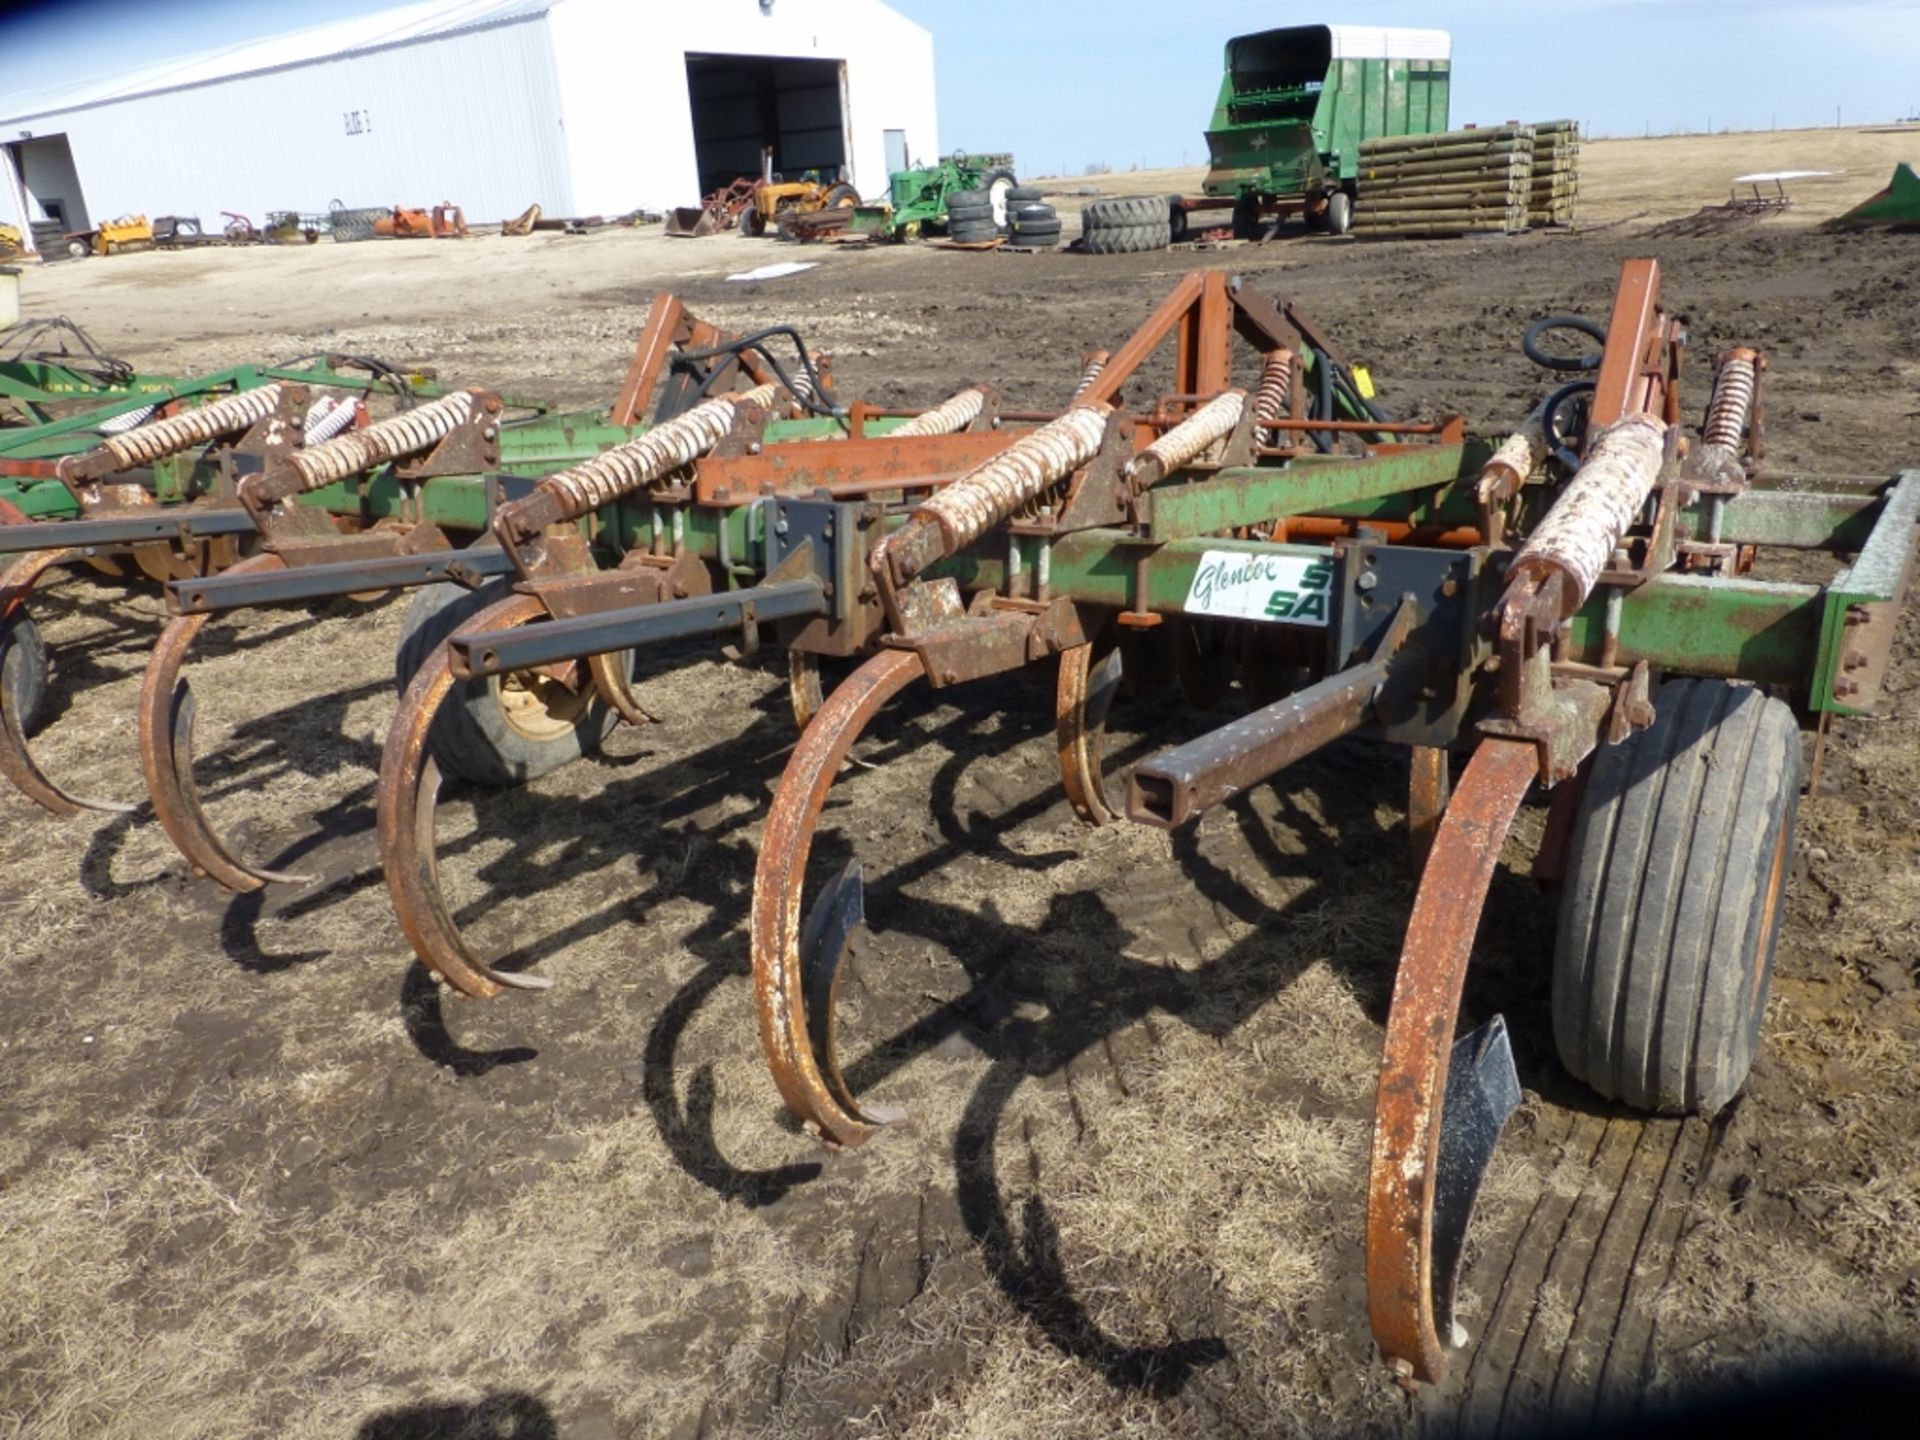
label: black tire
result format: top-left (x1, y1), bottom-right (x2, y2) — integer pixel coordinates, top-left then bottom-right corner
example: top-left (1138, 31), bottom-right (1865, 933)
top-left (977, 167), bottom-right (1018, 228)
top-left (0, 609), bottom-right (48, 736)
top-left (949, 188), bottom-right (991, 210)
top-left (821, 183), bottom-right (859, 208)
top-left (1168, 199), bottom-right (1190, 242)
top-left (1554, 679), bottom-right (1801, 1115)
top-left (1326, 191), bottom-right (1353, 236)
top-left (1081, 221), bottom-right (1171, 255)
top-left (947, 221), bottom-right (999, 244)
top-left (742, 206), bottom-right (768, 237)
top-left (1007, 185), bottom-right (1045, 203)
top-left (395, 580), bottom-right (623, 788)
top-left (1009, 201), bottom-right (1055, 222)
top-left (1011, 220), bottom-right (1061, 245)
top-left (1081, 196), bottom-right (1169, 230)
top-left (944, 202), bottom-right (992, 226)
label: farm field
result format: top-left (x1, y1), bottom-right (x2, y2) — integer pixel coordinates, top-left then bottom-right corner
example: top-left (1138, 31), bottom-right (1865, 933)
top-left (2, 125), bottom-right (1918, 1440)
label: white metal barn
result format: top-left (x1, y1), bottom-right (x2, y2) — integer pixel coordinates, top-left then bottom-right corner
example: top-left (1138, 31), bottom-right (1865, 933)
top-left (0, 0), bottom-right (938, 251)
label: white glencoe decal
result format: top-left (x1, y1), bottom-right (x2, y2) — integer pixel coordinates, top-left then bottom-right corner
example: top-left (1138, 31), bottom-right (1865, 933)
top-left (1183, 549), bottom-right (1336, 626)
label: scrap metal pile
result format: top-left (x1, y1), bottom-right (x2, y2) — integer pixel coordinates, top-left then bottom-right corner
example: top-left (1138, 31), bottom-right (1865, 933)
top-left (2, 264), bottom-right (1914, 1386)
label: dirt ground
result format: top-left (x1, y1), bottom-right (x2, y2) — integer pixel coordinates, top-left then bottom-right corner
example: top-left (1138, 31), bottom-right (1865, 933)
top-left (2, 127), bottom-right (1919, 1440)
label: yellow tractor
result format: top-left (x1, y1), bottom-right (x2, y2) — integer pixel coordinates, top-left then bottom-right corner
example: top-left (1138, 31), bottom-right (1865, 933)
top-left (741, 176), bottom-right (860, 238)
top-left (65, 214), bottom-right (154, 258)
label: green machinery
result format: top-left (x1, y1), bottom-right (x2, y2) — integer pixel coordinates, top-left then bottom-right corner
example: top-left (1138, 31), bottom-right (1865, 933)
top-left (847, 151), bottom-right (1018, 240)
top-left (1200, 24), bottom-right (1453, 233)
top-left (1830, 162), bottom-right (1920, 230)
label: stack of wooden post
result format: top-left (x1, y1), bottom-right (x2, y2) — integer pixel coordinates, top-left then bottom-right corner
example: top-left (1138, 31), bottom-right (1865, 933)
top-left (1528, 120), bottom-right (1581, 226)
top-left (1351, 126), bottom-right (1535, 238)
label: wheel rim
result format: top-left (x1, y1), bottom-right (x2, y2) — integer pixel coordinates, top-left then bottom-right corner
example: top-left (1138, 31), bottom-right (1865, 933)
top-left (989, 178), bottom-right (1012, 229)
top-left (496, 668), bottom-right (589, 742)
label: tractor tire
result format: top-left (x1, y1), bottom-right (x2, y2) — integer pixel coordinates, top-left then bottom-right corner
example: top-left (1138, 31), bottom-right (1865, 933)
top-left (1081, 221), bottom-right (1171, 255)
top-left (949, 188), bottom-right (991, 210)
top-left (66, 238), bottom-right (91, 259)
top-left (1168, 198), bottom-right (1190, 242)
top-left (822, 182), bottom-right (860, 208)
top-left (1081, 195), bottom-right (1170, 230)
top-left (947, 220), bottom-right (999, 244)
top-left (742, 206), bottom-right (768, 237)
top-left (1553, 679), bottom-right (1801, 1115)
top-left (976, 167), bottom-right (1018, 228)
top-left (945, 202), bottom-right (992, 226)
top-left (1011, 219), bottom-right (1061, 246)
top-left (0, 609), bottom-right (49, 736)
top-left (1007, 185), bottom-right (1045, 203)
top-left (1326, 191), bottom-right (1353, 236)
top-left (395, 580), bottom-right (624, 788)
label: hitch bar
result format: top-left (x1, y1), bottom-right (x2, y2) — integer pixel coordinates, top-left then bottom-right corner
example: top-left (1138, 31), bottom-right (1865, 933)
top-left (165, 547), bottom-right (517, 614)
top-left (448, 576), bottom-right (827, 678)
top-left (0, 507), bottom-right (259, 554)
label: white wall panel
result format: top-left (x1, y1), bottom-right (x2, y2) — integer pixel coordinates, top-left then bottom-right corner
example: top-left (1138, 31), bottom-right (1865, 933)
top-left (547, 0), bottom-right (938, 213)
top-left (8, 15), bottom-right (571, 227)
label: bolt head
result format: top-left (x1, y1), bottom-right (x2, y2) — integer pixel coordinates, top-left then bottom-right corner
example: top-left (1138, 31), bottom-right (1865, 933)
top-left (1356, 571), bottom-right (1378, 592)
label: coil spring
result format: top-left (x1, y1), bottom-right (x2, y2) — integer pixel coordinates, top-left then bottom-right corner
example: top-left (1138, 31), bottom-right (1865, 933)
top-left (1251, 350), bottom-right (1294, 428)
top-left (1515, 412), bottom-right (1666, 604)
top-left (1134, 390), bottom-right (1246, 479)
top-left (914, 404), bottom-right (1109, 551)
top-left (893, 387), bottom-right (987, 438)
top-left (1070, 351), bottom-right (1110, 401)
top-left (785, 363), bottom-right (816, 408)
top-left (532, 383), bottom-right (779, 524)
top-left (1702, 352), bottom-right (1757, 452)
top-left (286, 389), bottom-right (479, 491)
top-left (96, 404), bottom-right (158, 437)
top-left (302, 395), bottom-right (358, 446)
top-left (98, 384), bottom-right (284, 468)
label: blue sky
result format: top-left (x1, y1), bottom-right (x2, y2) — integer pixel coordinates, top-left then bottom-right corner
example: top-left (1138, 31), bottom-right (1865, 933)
top-left (2, 0), bottom-right (1917, 169)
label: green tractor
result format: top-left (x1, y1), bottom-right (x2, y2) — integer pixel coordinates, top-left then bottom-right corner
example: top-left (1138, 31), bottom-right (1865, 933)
top-left (1198, 24), bottom-right (1452, 237)
top-left (847, 151), bottom-right (1019, 241)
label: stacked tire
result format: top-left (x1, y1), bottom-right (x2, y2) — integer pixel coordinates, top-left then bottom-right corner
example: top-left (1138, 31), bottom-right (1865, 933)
top-left (1005, 186), bottom-right (1060, 248)
top-left (943, 166), bottom-right (1016, 244)
top-left (1078, 196), bottom-right (1172, 255)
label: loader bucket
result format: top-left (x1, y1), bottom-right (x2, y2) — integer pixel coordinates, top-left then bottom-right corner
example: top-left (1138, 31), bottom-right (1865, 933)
top-left (1830, 162), bottom-right (1920, 229)
top-left (665, 206), bottom-right (719, 238)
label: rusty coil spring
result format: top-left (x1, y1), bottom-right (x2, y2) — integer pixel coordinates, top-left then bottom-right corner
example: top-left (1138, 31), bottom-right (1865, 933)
top-left (892, 387), bottom-right (987, 438)
top-left (1515, 411), bottom-right (1666, 603)
top-left (913, 404), bottom-right (1109, 551)
top-left (1702, 350), bottom-right (1758, 452)
top-left (97, 384), bottom-right (284, 468)
top-left (285, 388), bottom-right (478, 492)
top-left (302, 394), bottom-right (358, 446)
top-left (1478, 412), bottom-right (1550, 500)
top-left (530, 383), bottom-right (779, 525)
top-left (1070, 351), bottom-right (1110, 401)
top-left (785, 364), bottom-right (816, 407)
top-left (1251, 350), bottom-right (1294, 429)
top-left (1131, 389), bottom-right (1246, 481)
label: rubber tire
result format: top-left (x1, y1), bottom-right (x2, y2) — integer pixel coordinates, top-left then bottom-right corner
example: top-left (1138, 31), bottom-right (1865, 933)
top-left (1081, 196), bottom-right (1169, 230)
top-left (948, 221), bottom-right (999, 244)
top-left (394, 580), bottom-right (622, 788)
top-left (822, 183), bottom-right (859, 208)
top-left (1007, 185), bottom-right (1045, 203)
top-left (1009, 201), bottom-right (1055, 222)
top-left (1081, 221), bottom-right (1171, 255)
top-left (1326, 191), bottom-right (1353, 236)
top-left (1553, 679), bottom-right (1801, 1115)
top-left (1011, 220), bottom-right (1061, 244)
top-left (977, 168), bottom-right (1017, 229)
top-left (1168, 199), bottom-right (1190, 242)
top-left (0, 609), bottom-right (48, 736)
top-left (945, 202), bottom-right (992, 226)
top-left (742, 206), bottom-right (768, 237)
top-left (949, 188), bottom-right (991, 210)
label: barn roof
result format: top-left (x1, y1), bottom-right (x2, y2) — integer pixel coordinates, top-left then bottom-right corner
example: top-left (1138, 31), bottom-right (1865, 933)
top-left (1, 0), bottom-right (553, 125)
